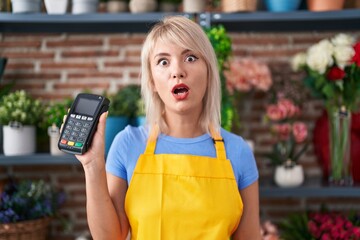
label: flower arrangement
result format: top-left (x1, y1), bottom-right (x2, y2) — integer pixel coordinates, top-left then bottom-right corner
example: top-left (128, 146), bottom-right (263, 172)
top-left (0, 90), bottom-right (44, 127)
top-left (279, 211), bottom-right (360, 240)
top-left (0, 179), bottom-right (65, 223)
top-left (265, 96), bottom-right (308, 166)
top-left (292, 33), bottom-right (360, 184)
top-left (224, 58), bottom-right (273, 94)
top-left (291, 33), bottom-right (360, 111)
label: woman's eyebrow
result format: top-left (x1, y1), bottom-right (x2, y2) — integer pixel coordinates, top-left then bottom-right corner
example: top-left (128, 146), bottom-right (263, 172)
top-left (153, 49), bottom-right (191, 59)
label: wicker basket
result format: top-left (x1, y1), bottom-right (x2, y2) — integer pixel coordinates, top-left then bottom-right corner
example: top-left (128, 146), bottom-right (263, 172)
top-left (0, 218), bottom-right (51, 240)
top-left (222, 0), bottom-right (258, 12)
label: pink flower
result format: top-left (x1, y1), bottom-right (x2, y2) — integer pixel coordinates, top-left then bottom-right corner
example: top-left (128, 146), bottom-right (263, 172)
top-left (321, 233), bottom-right (331, 240)
top-left (266, 104), bottom-right (286, 121)
top-left (292, 122), bottom-right (308, 143)
top-left (224, 58), bottom-right (272, 94)
top-left (273, 123), bottom-right (291, 140)
top-left (277, 98), bottom-right (299, 118)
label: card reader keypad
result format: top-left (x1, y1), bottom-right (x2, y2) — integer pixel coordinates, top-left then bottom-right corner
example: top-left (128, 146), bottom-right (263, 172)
top-left (60, 114), bottom-right (94, 149)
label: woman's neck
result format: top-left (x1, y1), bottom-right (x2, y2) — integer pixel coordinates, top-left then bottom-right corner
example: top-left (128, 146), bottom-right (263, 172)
top-left (164, 112), bottom-right (205, 138)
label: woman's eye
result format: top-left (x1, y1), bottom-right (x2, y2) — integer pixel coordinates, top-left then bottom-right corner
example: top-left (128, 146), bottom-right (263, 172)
top-left (185, 55), bottom-right (198, 62)
top-left (157, 59), bottom-right (168, 66)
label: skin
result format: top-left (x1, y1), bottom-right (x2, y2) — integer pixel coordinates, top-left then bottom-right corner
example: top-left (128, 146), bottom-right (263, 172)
top-left (63, 40), bottom-right (261, 240)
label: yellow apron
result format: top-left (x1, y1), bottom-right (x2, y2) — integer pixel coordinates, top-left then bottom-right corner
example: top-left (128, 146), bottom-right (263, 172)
top-left (125, 125), bottom-right (243, 239)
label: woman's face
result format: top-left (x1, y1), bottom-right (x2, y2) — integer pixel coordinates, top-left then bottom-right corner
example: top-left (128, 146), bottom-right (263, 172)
top-left (150, 40), bottom-right (208, 117)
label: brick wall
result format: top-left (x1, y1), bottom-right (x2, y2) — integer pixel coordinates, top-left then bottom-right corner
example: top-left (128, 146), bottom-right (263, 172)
top-left (1, 30), bottom-right (360, 238)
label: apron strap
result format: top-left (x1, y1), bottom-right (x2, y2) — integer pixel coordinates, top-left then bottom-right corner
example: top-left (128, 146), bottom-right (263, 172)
top-left (209, 125), bottom-right (227, 161)
top-left (144, 124), bottom-right (159, 155)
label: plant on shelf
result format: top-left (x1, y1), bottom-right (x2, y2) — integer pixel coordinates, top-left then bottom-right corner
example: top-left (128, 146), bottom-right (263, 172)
top-left (0, 178), bottom-right (66, 239)
top-left (108, 84), bottom-right (140, 118)
top-left (224, 57), bottom-right (273, 132)
top-left (264, 92), bottom-right (309, 187)
top-left (44, 99), bottom-right (72, 155)
top-left (0, 90), bottom-right (45, 156)
top-left (292, 33), bottom-right (360, 185)
top-left (0, 90), bottom-right (44, 127)
top-left (105, 84), bottom-right (141, 154)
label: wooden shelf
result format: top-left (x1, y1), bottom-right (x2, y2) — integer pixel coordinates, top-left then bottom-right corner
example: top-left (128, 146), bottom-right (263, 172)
top-left (0, 9), bottom-right (359, 33)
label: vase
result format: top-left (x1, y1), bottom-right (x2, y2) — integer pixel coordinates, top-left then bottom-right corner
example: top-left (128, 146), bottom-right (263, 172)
top-left (11, 0), bottom-right (41, 13)
top-left (129, 0), bottom-right (157, 13)
top-left (274, 160), bottom-right (304, 188)
top-left (327, 106), bottom-right (352, 185)
top-left (307, 0), bottom-right (345, 11)
top-left (72, 0), bottom-right (98, 14)
top-left (221, 0), bottom-right (258, 12)
top-left (48, 125), bottom-right (65, 156)
top-left (45, 0), bottom-right (68, 14)
top-left (264, 0), bottom-right (301, 12)
top-left (183, 0), bottom-right (206, 13)
top-left (3, 123), bottom-right (36, 156)
top-left (105, 116), bottom-right (129, 155)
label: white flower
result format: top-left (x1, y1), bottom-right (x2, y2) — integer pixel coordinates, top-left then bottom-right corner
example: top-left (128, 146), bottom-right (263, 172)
top-left (333, 45), bottom-right (355, 69)
top-left (291, 52), bottom-right (307, 71)
top-left (306, 40), bottom-right (333, 74)
top-left (332, 33), bottom-right (355, 47)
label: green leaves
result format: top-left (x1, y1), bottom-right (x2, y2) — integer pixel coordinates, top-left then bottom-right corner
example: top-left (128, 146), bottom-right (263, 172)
top-left (205, 25), bottom-right (234, 131)
top-left (108, 84), bottom-right (141, 117)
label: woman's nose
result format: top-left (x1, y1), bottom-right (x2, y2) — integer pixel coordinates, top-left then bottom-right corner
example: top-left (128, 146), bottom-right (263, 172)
top-left (171, 62), bottom-right (186, 79)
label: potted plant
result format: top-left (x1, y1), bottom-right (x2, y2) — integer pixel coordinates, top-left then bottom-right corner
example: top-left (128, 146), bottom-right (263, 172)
top-left (44, 99), bottom-right (72, 156)
top-left (11, 0), bottom-right (42, 13)
top-left (158, 0), bottom-right (181, 12)
top-left (182, 0), bottom-right (206, 12)
top-left (129, 0), bottom-right (157, 12)
top-left (105, 84), bottom-right (140, 154)
top-left (265, 96), bottom-right (309, 188)
top-left (44, 0), bottom-right (68, 14)
top-left (0, 178), bottom-right (65, 239)
top-left (0, 90), bottom-right (44, 156)
top-left (106, 0), bottom-right (128, 12)
top-left (72, 0), bottom-right (99, 14)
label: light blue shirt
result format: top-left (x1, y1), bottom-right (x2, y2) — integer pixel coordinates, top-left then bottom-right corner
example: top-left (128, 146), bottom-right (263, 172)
top-left (106, 125), bottom-right (259, 190)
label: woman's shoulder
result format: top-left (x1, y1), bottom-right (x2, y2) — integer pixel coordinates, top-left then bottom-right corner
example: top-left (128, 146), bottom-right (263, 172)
top-left (114, 124), bottom-right (149, 145)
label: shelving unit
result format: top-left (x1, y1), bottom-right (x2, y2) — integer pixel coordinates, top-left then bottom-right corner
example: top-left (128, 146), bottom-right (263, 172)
top-left (1, 9), bottom-right (360, 198)
top-left (0, 9), bottom-right (359, 33)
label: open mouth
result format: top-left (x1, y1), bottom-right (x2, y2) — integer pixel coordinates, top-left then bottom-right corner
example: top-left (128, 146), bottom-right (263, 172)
top-left (172, 84), bottom-right (189, 100)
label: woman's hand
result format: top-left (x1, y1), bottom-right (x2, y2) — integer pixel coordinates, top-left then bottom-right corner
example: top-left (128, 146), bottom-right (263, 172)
top-left (60, 111), bottom-right (108, 167)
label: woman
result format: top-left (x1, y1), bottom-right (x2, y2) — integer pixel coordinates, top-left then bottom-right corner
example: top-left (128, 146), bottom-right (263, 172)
top-left (73, 16), bottom-right (260, 239)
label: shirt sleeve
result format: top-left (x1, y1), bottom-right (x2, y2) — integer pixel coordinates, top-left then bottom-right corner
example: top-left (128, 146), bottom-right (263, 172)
top-left (237, 139), bottom-right (259, 190)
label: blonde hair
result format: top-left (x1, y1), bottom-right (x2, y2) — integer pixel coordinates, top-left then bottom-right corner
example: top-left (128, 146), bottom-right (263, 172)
top-left (141, 15), bottom-right (221, 134)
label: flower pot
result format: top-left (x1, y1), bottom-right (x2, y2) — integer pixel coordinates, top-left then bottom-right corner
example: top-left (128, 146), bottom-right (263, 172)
top-left (183, 0), bottom-right (206, 13)
top-left (106, 0), bottom-right (128, 12)
top-left (307, 0), bottom-right (345, 11)
top-left (72, 0), bottom-right (98, 14)
top-left (221, 0), bottom-right (258, 12)
top-left (264, 0), bottom-right (301, 12)
top-left (11, 0), bottom-right (41, 13)
top-left (274, 163), bottom-right (304, 188)
top-left (48, 125), bottom-right (65, 156)
top-left (3, 123), bottom-right (36, 156)
top-left (0, 217), bottom-right (51, 240)
top-left (105, 116), bottom-right (129, 154)
top-left (45, 0), bottom-right (68, 14)
top-left (159, 2), bottom-right (179, 12)
top-left (129, 0), bottom-right (157, 13)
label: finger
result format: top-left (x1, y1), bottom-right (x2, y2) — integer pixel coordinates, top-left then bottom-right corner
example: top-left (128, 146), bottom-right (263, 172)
top-left (63, 114), bottom-right (67, 123)
top-left (60, 123), bottom-right (64, 133)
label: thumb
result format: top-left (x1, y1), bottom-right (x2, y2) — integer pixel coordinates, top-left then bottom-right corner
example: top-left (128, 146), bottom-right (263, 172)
top-left (97, 111), bottom-right (108, 137)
